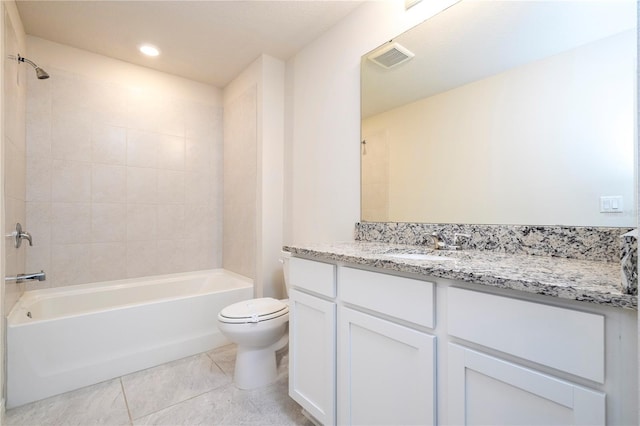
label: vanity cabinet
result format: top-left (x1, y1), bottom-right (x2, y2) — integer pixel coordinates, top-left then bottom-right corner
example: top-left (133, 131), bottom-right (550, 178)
top-left (447, 343), bottom-right (605, 425)
top-left (338, 307), bottom-right (436, 425)
top-left (288, 258), bottom-right (337, 425)
top-left (338, 267), bottom-right (436, 425)
top-left (288, 257), bottom-right (637, 425)
top-left (446, 286), bottom-right (607, 425)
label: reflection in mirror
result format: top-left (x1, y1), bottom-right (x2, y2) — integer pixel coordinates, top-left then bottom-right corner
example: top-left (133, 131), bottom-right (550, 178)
top-left (361, 0), bottom-right (636, 227)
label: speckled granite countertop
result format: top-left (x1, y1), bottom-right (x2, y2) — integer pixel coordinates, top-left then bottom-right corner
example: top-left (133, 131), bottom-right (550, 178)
top-left (284, 241), bottom-right (637, 310)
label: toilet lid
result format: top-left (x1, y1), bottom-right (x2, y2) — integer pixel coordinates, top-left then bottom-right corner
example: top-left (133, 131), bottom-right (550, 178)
top-left (219, 298), bottom-right (289, 324)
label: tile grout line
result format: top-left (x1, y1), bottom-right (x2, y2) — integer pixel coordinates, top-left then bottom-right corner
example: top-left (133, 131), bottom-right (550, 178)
top-left (127, 386), bottom-right (229, 423)
top-left (119, 377), bottom-right (134, 425)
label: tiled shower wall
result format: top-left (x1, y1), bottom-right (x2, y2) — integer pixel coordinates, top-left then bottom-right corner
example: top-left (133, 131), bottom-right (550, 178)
top-left (25, 67), bottom-right (223, 288)
top-left (223, 86), bottom-right (257, 281)
top-left (3, 9), bottom-right (27, 310)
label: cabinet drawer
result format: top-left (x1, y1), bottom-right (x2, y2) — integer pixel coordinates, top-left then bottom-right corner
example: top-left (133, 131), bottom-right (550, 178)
top-left (340, 267), bottom-right (434, 328)
top-left (289, 257), bottom-right (336, 298)
top-left (447, 287), bottom-right (604, 383)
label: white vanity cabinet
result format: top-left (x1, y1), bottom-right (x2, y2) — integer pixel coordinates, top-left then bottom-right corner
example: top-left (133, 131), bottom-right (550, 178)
top-left (447, 343), bottom-right (605, 425)
top-left (445, 287), bottom-right (626, 426)
top-left (338, 267), bottom-right (436, 425)
top-left (288, 256), bottom-right (638, 425)
top-left (288, 258), bottom-right (337, 425)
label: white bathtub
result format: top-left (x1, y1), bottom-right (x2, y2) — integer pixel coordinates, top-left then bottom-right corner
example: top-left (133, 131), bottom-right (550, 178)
top-left (6, 269), bottom-right (253, 408)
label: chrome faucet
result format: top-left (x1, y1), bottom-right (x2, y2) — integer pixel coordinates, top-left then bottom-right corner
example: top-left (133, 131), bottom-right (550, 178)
top-left (431, 232), bottom-right (471, 251)
top-left (5, 270), bottom-right (46, 283)
top-left (430, 232), bottom-right (445, 250)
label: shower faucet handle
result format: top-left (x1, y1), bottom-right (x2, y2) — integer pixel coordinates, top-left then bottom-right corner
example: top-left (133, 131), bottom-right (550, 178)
top-left (13, 223), bottom-right (33, 248)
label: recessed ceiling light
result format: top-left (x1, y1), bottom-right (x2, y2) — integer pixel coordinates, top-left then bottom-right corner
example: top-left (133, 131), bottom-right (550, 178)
top-left (139, 44), bottom-right (160, 57)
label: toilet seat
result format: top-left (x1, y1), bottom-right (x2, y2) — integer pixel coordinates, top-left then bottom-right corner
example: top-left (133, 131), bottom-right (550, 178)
top-left (218, 297), bottom-right (289, 324)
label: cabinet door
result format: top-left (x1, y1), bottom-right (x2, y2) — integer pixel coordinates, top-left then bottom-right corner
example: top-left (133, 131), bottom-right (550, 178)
top-left (338, 307), bottom-right (436, 425)
top-left (447, 344), bottom-right (605, 426)
top-left (289, 289), bottom-right (336, 425)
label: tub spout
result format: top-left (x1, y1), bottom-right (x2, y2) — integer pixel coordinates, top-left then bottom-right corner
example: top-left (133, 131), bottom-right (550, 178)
top-left (5, 271), bottom-right (46, 283)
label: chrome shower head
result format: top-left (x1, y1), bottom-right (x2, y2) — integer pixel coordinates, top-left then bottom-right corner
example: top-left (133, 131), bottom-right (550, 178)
top-left (17, 54), bottom-right (49, 79)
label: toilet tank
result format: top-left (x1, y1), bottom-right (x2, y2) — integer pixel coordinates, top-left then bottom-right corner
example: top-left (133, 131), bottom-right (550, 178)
top-left (280, 250), bottom-right (292, 297)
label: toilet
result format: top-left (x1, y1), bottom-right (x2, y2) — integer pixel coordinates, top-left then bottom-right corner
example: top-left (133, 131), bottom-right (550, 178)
top-left (217, 252), bottom-right (291, 389)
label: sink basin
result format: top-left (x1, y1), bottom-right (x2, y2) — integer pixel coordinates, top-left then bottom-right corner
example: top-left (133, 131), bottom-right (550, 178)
top-left (385, 253), bottom-right (454, 261)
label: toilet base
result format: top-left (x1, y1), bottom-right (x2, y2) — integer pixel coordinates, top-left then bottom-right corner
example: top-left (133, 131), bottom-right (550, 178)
top-left (233, 333), bottom-right (289, 390)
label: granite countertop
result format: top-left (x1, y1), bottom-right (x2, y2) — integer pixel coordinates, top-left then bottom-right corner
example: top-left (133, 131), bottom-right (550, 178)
top-left (284, 241), bottom-right (637, 310)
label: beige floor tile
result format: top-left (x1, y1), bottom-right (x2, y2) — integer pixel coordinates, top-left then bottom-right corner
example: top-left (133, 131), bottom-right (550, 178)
top-left (122, 353), bottom-right (231, 420)
top-left (133, 382), bottom-right (264, 426)
top-left (6, 346), bottom-right (308, 426)
top-left (5, 378), bottom-right (130, 426)
top-left (207, 343), bottom-right (237, 377)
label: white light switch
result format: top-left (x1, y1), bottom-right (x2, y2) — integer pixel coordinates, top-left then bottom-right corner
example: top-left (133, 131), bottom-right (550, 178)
top-left (600, 196), bottom-right (623, 213)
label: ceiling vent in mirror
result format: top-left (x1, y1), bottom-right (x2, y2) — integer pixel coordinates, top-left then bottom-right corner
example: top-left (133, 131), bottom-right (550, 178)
top-left (368, 42), bottom-right (415, 69)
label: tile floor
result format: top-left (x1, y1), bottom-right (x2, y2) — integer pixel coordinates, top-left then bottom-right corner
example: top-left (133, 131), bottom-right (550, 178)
top-left (5, 345), bottom-right (313, 426)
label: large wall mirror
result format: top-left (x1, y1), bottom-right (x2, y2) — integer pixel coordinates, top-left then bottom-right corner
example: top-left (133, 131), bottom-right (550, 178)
top-left (361, 0), bottom-right (637, 227)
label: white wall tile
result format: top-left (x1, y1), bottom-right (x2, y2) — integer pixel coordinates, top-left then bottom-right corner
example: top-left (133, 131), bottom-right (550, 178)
top-left (156, 239), bottom-right (186, 275)
top-left (26, 65), bottom-right (223, 288)
top-left (26, 157), bottom-right (51, 202)
top-left (51, 243), bottom-right (92, 286)
top-left (157, 170), bottom-right (184, 204)
top-left (185, 102), bottom-right (218, 140)
top-left (127, 167), bottom-right (157, 204)
top-left (185, 171), bottom-right (212, 205)
top-left (92, 203), bottom-right (126, 243)
top-left (26, 109), bottom-right (51, 159)
top-left (126, 240), bottom-right (158, 278)
top-left (92, 124), bottom-right (126, 165)
top-left (185, 138), bottom-right (212, 172)
top-left (5, 140), bottom-right (26, 199)
top-left (127, 129), bottom-right (158, 168)
top-left (51, 202), bottom-right (91, 244)
top-left (92, 164), bottom-right (126, 203)
top-left (25, 245), bottom-right (51, 290)
top-left (157, 204), bottom-right (184, 240)
top-left (182, 239), bottom-right (209, 271)
top-left (158, 134), bottom-right (185, 171)
top-left (26, 202), bottom-right (52, 247)
top-left (91, 242), bottom-right (127, 282)
top-left (126, 203), bottom-right (157, 241)
top-left (51, 160), bottom-right (91, 203)
top-left (51, 109), bottom-right (92, 162)
top-left (51, 71), bottom-right (91, 115)
top-left (90, 81), bottom-right (128, 128)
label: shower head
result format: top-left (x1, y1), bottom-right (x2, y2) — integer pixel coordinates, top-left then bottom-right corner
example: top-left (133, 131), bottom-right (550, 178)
top-left (17, 54), bottom-right (49, 79)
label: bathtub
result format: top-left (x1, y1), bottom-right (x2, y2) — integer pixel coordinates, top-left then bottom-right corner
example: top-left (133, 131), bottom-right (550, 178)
top-left (6, 269), bottom-right (253, 408)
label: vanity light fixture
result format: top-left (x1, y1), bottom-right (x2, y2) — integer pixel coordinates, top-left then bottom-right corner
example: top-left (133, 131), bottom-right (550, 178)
top-left (139, 44), bottom-right (160, 57)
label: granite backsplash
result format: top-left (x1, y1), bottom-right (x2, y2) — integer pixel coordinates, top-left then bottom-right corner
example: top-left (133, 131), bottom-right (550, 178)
top-left (354, 222), bottom-right (634, 264)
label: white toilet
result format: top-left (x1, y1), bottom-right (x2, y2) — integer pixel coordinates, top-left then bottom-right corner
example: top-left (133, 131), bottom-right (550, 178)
top-left (217, 252), bottom-right (291, 389)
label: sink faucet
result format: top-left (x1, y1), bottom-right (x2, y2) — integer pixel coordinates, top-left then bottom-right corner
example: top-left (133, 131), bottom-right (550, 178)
top-left (430, 232), bottom-right (445, 250)
top-left (431, 232), bottom-right (471, 251)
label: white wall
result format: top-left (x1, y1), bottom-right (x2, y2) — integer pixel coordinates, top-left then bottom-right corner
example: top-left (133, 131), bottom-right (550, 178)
top-left (24, 36), bottom-right (224, 288)
top-left (285, 0), bottom-right (458, 244)
top-left (224, 55), bottom-right (285, 298)
top-left (363, 30), bottom-right (635, 226)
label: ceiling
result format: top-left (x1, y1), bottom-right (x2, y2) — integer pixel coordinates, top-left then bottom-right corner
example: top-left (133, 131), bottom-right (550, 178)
top-left (16, 0), bottom-right (363, 88)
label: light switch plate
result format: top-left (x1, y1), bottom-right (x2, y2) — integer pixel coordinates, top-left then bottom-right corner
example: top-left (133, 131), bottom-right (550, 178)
top-left (600, 196), bottom-right (623, 213)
